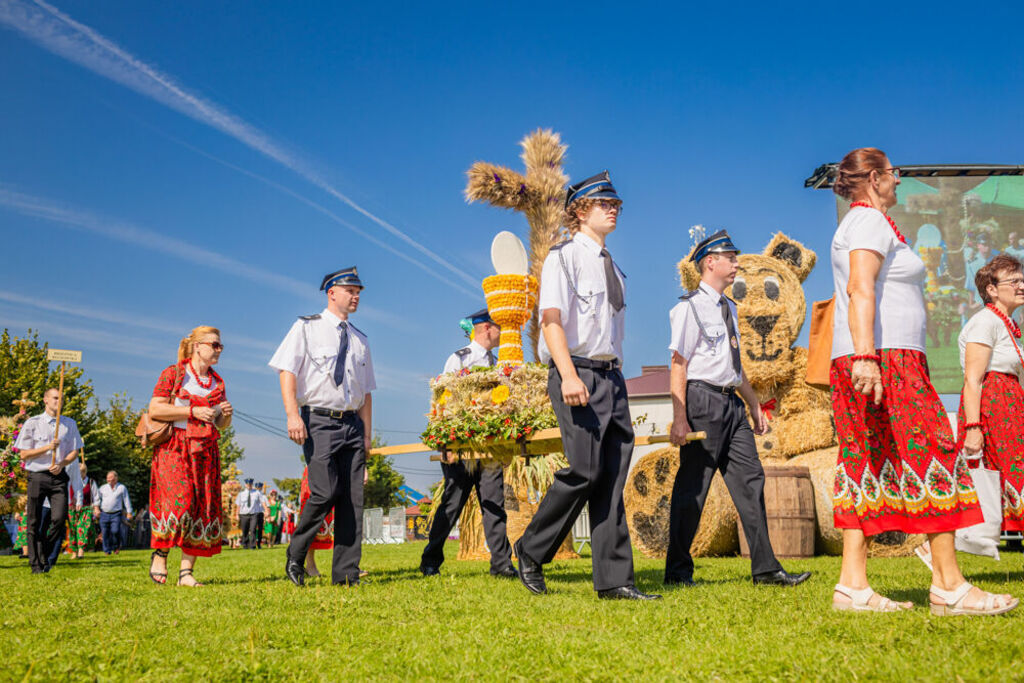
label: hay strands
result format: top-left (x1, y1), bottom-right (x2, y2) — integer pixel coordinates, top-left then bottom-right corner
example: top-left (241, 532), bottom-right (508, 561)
top-left (369, 429), bottom-right (706, 461)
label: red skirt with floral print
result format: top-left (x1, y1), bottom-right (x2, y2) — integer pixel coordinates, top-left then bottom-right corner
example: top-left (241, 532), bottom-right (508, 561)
top-left (301, 466), bottom-right (333, 550)
top-left (831, 349), bottom-right (982, 535)
top-left (957, 371), bottom-right (1024, 531)
top-left (150, 428), bottom-right (223, 556)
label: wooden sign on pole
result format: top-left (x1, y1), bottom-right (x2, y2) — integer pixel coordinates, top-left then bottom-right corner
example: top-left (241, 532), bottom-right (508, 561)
top-left (45, 348), bottom-right (83, 466)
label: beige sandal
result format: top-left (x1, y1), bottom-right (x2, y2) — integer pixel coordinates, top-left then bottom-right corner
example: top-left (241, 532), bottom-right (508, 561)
top-left (930, 582), bottom-right (1018, 616)
top-left (832, 584), bottom-right (912, 612)
top-left (913, 543), bottom-right (933, 571)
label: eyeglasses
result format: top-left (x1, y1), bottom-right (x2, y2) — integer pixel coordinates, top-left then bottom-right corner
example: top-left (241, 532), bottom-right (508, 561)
top-left (997, 277), bottom-right (1024, 288)
top-left (882, 167), bottom-right (900, 180)
top-left (596, 200), bottom-right (622, 213)
top-left (198, 341), bottom-right (225, 351)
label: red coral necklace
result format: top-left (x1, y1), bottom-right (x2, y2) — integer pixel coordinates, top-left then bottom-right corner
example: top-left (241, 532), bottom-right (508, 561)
top-left (850, 202), bottom-right (907, 244)
top-left (189, 360), bottom-right (213, 389)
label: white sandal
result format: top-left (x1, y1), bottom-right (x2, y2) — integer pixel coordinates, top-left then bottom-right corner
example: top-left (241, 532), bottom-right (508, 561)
top-left (929, 582), bottom-right (1018, 616)
top-left (913, 543), bottom-right (933, 571)
top-left (832, 584), bottom-right (912, 612)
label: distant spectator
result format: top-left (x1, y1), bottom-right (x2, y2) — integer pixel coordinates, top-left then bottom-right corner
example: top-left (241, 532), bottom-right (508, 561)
top-left (69, 461), bottom-right (97, 559)
top-left (93, 470), bottom-right (133, 555)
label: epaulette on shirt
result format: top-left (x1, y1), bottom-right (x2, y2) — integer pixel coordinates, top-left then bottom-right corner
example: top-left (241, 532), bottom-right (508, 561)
top-left (347, 322), bottom-right (367, 338)
top-left (549, 240), bottom-right (571, 251)
top-left (454, 347), bottom-right (471, 358)
top-left (299, 314), bottom-right (321, 321)
top-left (678, 290), bottom-right (699, 300)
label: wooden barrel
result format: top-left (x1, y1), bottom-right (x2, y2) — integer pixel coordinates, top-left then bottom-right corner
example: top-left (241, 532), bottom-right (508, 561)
top-left (738, 465), bottom-right (815, 559)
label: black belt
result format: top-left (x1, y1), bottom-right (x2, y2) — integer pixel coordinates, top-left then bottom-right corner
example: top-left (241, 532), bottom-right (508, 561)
top-left (688, 379), bottom-right (738, 395)
top-left (550, 356), bottom-right (621, 372)
top-left (306, 406), bottom-right (358, 420)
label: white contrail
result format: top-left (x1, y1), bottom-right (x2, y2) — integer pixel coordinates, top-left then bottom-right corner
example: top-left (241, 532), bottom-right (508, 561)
top-left (0, 0), bottom-right (481, 290)
top-left (0, 184), bottom-right (408, 330)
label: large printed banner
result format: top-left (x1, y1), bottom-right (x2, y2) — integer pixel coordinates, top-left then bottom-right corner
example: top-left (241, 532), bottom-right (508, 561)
top-left (835, 175), bottom-right (1024, 393)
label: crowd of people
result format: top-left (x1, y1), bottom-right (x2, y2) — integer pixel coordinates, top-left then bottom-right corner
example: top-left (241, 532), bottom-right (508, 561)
top-left (7, 146), bottom-right (1022, 615)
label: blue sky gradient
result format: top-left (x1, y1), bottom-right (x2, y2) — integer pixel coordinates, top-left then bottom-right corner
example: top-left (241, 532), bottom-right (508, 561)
top-left (2, 0), bottom-right (1022, 491)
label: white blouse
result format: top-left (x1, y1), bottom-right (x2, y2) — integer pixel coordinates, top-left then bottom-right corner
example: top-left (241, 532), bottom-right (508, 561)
top-left (831, 206), bottom-right (927, 358)
top-left (959, 307), bottom-right (1024, 380)
top-left (173, 369), bottom-right (218, 430)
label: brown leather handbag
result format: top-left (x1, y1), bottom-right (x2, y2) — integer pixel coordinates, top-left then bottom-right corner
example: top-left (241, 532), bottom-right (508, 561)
top-left (135, 364), bottom-right (182, 448)
top-left (805, 295), bottom-right (835, 389)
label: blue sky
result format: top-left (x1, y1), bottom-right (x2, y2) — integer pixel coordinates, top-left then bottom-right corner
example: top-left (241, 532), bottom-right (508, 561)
top-left (2, 1), bottom-right (1022, 493)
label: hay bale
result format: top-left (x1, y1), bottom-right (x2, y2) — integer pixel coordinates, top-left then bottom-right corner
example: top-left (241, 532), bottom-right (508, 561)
top-left (789, 447), bottom-right (925, 557)
top-left (623, 447), bottom-right (738, 558)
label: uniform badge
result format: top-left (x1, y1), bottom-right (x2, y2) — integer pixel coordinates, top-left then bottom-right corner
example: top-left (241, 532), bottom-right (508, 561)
top-left (730, 336), bottom-right (738, 348)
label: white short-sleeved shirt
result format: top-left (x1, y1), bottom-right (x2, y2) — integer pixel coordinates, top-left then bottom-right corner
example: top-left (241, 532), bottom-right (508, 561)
top-left (668, 281), bottom-right (743, 387)
top-left (958, 307), bottom-right (1024, 379)
top-left (13, 413), bottom-right (84, 474)
top-left (537, 232), bottom-right (626, 364)
top-left (173, 368), bottom-right (218, 430)
top-left (442, 340), bottom-right (495, 374)
top-left (831, 206), bottom-right (927, 358)
top-left (269, 308), bottom-right (376, 412)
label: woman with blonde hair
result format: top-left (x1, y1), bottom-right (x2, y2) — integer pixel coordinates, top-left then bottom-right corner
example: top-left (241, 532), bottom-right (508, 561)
top-left (147, 326), bottom-right (232, 587)
top-left (829, 147), bottom-right (1016, 615)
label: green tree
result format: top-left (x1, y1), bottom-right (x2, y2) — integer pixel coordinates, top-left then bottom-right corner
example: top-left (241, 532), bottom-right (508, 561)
top-left (0, 329), bottom-right (93, 423)
top-left (273, 477), bottom-right (302, 507)
top-left (217, 424), bottom-right (245, 480)
top-left (364, 433), bottom-right (405, 509)
top-left (81, 395), bottom-right (151, 509)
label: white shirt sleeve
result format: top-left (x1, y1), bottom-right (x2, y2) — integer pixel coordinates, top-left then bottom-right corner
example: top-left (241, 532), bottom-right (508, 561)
top-left (120, 484), bottom-right (133, 516)
top-left (66, 420), bottom-right (84, 451)
top-left (442, 353), bottom-right (460, 374)
top-left (269, 320), bottom-right (308, 375)
top-left (538, 250), bottom-right (571, 320)
top-left (362, 344), bottom-right (376, 392)
top-left (13, 417), bottom-right (36, 451)
top-left (668, 302), bottom-right (700, 360)
top-left (94, 485), bottom-right (106, 510)
top-left (961, 313), bottom-right (999, 348)
top-left (846, 210), bottom-right (896, 256)
top-left (67, 460), bottom-right (83, 507)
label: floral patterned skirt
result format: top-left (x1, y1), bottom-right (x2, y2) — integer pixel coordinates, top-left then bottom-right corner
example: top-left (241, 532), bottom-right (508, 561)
top-left (14, 519), bottom-right (26, 550)
top-left (150, 428), bottom-right (223, 557)
top-left (831, 349), bottom-right (982, 535)
top-left (301, 466), bottom-right (333, 550)
top-left (68, 506), bottom-right (94, 552)
top-left (957, 371), bottom-right (1024, 531)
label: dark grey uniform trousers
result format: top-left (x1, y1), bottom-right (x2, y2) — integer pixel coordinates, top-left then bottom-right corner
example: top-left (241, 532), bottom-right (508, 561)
top-left (287, 408), bottom-right (365, 584)
top-left (25, 470), bottom-right (69, 572)
top-left (518, 364), bottom-right (635, 591)
top-left (665, 382), bottom-right (783, 579)
top-left (239, 514), bottom-right (258, 549)
top-left (421, 460), bottom-right (512, 572)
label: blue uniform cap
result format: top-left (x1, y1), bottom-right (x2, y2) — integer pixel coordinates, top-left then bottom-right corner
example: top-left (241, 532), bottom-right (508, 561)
top-left (565, 170), bottom-right (621, 209)
top-left (244, 478), bottom-right (254, 485)
top-left (469, 308), bottom-right (493, 325)
top-left (320, 267), bottom-right (364, 291)
top-left (691, 230), bottom-right (740, 263)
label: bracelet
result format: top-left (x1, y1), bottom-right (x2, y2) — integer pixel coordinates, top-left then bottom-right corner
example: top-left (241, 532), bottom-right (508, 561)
top-left (189, 406), bottom-right (194, 420)
top-left (851, 354), bottom-right (881, 364)
top-left (963, 422), bottom-right (983, 431)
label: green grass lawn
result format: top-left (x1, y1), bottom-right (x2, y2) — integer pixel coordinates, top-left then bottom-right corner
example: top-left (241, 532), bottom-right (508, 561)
top-left (3, 543), bottom-right (1023, 681)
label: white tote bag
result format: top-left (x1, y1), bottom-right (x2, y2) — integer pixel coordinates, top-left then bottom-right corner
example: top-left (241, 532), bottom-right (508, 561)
top-left (955, 459), bottom-right (1003, 560)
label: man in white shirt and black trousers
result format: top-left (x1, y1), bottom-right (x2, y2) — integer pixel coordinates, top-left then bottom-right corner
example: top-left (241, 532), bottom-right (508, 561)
top-left (420, 308), bottom-right (517, 579)
top-left (235, 478), bottom-right (263, 549)
top-left (514, 171), bottom-right (660, 600)
top-left (13, 387), bottom-right (84, 574)
top-left (270, 266), bottom-right (375, 587)
top-left (665, 230), bottom-right (810, 588)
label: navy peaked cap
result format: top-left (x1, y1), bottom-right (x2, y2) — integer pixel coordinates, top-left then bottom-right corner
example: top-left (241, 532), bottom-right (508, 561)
top-left (469, 308), bottom-right (493, 325)
top-left (691, 230), bottom-right (740, 262)
top-left (244, 478), bottom-right (254, 484)
top-left (320, 267), bottom-right (363, 291)
top-left (565, 170), bottom-right (621, 209)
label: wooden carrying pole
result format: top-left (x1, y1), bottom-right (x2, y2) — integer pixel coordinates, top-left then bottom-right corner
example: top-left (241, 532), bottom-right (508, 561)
top-left (45, 349), bottom-right (82, 466)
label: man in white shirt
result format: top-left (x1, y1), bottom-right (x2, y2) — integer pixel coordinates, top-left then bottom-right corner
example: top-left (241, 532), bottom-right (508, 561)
top-left (13, 388), bottom-right (84, 573)
top-left (93, 470), bottom-right (133, 555)
top-left (514, 171), bottom-right (659, 601)
top-left (270, 266), bottom-right (375, 587)
top-left (235, 478), bottom-right (264, 549)
top-left (665, 230), bottom-right (810, 587)
top-left (420, 309), bottom-right (516, 578)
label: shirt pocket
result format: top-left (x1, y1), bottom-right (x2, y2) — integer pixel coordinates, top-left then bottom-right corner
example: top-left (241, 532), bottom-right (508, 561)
top-left (574, 274), bottom-right (606, 317)
top-left (702, 322), bottom-right (728, 347)
top-left (310, 346), bottom-right (339, 374)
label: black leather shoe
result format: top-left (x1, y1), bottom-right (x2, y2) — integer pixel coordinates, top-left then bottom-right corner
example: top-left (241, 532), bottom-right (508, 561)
top-left (420, 565), bottom-right (440, 577)
top-left (285, 559), bottom-right (305, 587)
top-left (752, 569), bottom-right (811, 586)
top-left (490, 566), bottom-right (520, 579)
top-left (514, 540), bottom-right (547, 595)
top-left (333, 578), bottom-right (360, 587)
top-left (664, 575), bottom-right (697, 587)
top-left (597, 585), bottom-right (663, 600)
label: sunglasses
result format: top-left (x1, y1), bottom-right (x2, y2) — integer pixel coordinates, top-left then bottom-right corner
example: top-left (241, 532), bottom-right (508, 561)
top-left (198, 341), bottom-right (225, 351)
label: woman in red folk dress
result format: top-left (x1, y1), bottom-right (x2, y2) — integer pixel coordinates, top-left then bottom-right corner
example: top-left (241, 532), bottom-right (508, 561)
top-left (829, 147), bottom-right (1016, 615)
top-left (147, 326), bottom-right (233, 587)
top-left (299, 465), bottom-right (333, 578)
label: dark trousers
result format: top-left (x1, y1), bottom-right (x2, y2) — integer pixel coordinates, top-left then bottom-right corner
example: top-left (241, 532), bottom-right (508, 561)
top-left (256, 513), bottom-right (265, 548)
top-left (25, 470), bottom-right (69, 573)
top-left (36, 506), bottom-right (63, 568)
top-left (518, 365), bottom-right (635, 591)
top-left (239, 514), bottom-right (259, 549)
top-left (287, 409), bottom-right (365, 584)
top-left (421, 461), bottom-right (513, 572)
top-left (99, 511), bottom-right (123, 554)
top-left (665, 382), bottom-right (783, 579)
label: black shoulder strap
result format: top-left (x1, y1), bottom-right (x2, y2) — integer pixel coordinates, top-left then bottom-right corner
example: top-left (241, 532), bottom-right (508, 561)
top-left (454, 347), bottom-right (471, 358)
top-left (299, 314), bottom-right (321, 321)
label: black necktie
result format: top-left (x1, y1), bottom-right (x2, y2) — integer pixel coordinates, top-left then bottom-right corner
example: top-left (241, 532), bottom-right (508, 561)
top-left (334, 322), bottom-right (349, 386)
top-left (720, 299), bottom-right (742, 376)
top-left (246, 491), bottom-right (252, 508)
top-left (600, 249), bottom-right (624, 312)
top-left (486, 349), bottom-right (495, 366)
